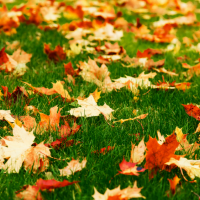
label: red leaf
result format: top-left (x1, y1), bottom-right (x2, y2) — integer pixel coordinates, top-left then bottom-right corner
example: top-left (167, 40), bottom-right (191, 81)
top-left (64, 62), bottom-right (80, 76)
top-left (118, 158), bottom-right (145, 176)
top-left (45, 138), bottom-right (74, 149)
top-left (136, 48), bottom-right (162, 59)
top-left (35, 179), bottom-right (78, 190)
top-left (0, 47), bottom-right (9, 65)
top-left (92, 146), bottom-right (115, 154)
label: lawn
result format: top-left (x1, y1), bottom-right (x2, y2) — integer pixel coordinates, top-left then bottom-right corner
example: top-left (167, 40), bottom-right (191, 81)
top-left (1, 0), bottom-right (200, 199)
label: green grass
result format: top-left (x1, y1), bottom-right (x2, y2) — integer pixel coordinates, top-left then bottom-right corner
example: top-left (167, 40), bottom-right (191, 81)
top-left (1, 0), bottom-right (200, 199)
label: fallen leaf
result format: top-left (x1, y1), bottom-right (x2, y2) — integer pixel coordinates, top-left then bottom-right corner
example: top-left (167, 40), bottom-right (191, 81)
top-left (59, 158), bottom-right (87, 177)
top-left (23, 142), bottom-right (51, 173)
top-left (37, 105), bottom-right (62, 134)
top-left (69, 94), bottom-right (114, 120)
top-left (145, 133), bottom-right (180, 174)
top-left (44, 44), bottom-right (66, 62)
top-left (92, 181), bottom-right (146, 199)
top-left (1, 125), bottom-right (35, 173)
top-left (168, 175), bottom-right (181, 194)
top-left (16, 179), bottom-right (78, 200)
top-left (165, 157), bottom-right (200, 180)
top-left (182, 104), bottom-right (200, 121)
top-left (118, 158), bottom-right (145, 176)
top-left (130, 138), bottom-right (146, 164)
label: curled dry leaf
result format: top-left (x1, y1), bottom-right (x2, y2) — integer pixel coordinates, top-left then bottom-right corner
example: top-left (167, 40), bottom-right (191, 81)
top-left (165, 157), bottom-right (200, 180)
top-left (130, 138), bottom-right (146, 164)
top-left (0, 109), bottom-right (15, 123)
top-left (23, 81), bottom-right (71, 99)
top-left (168, 175), bottom-right (181, 194)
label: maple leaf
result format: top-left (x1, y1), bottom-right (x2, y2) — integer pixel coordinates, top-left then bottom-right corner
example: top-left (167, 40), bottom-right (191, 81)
top-left (59, 158), bottom-right (87, 177)
top-left (23, 142), bottom-right (51, 173)
top-left (0, 124), bottom-right (35, 173)
top-left (113, 72), bottom-right (157, 92)
top-left (0, 47), bottom-right (32, 75)
top-left (130, 138), bottom-right (146, 164)
top-left (64, 62), bottom-right (80, 76)
top-left (2, 85), bottom-right (30, 106)
top-left (118, 158), bottom-right (145, 176)
top-left (136, 48), bottom-right (163, 59)
top-left (88, 23), bottom-right (123, 41)
top-left (44, 44), bottom-right (66, 62)
top-left (182, 104), bottom-right (200, 120)
top-left (69, 94), bottom-right (114, 120)
top-left (123, 55), bottom-right (165, 70)
top-left (18, 115), bottom-right (36, 131)
top-left (92, 181), bottom-right (145, 200)
top-left (145, 133), bottom-right (180, 173)
top-left (155, 76), bottom-right (190, 91)
top-left (59, 120), bottom-right (81, 138)
top-left (23, 81), bottom-right (71, 100)
top-left (0, 47), bottom-right (9, 65)
top-left (182, 62), bottom-right (200, 77)
top-left (78, 58), bottom-right (125, 92)
top-left (45, 138), bottom-right (74, 150)
top-left (16, 179), bottom-right (78, 200)
top-left (36, 105), bottom-right (62, 134)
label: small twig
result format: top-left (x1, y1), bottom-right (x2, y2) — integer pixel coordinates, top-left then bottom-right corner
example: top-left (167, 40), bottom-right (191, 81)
top-left (192, 191), bottom-right (200, 199)
top-left (136, 119), bottom-right (144, 130)
top-left (142, 89), bottom-right (150, 96)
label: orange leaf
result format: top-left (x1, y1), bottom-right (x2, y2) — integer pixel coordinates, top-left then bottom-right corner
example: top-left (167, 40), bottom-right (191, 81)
top-left (182, 104), bottom-right (200, 120)
top-left (145, 133), bottom-right (180, 173)
top-left (168, 175), bottom-right (180, 194)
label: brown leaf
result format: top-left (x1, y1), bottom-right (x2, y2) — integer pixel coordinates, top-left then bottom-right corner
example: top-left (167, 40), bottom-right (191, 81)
top-left (44, 44), bottom-right (66, 63)
top-left (64, 62), bottom-right (80, 76)
top-left (2, 86), bottom-right (30, 106)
